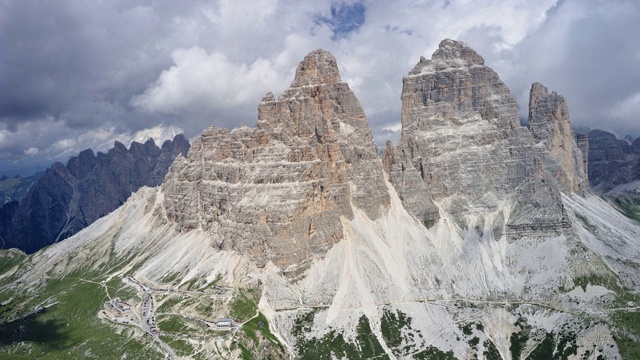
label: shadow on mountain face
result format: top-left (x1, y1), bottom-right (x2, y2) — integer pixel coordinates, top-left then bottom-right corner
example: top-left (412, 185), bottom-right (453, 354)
top-left (0, 308), bottom-right (71, 351)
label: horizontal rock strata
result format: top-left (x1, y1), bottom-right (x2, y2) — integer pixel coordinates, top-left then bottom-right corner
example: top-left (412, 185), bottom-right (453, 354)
top-left (162, 49), bottom-right (390, 278)
top-left (384, 39), bottom-right (569, 236)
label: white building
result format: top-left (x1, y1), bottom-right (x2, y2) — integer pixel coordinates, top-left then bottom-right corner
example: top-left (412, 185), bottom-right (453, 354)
top-left (215, 318), bottom-right (233, 329)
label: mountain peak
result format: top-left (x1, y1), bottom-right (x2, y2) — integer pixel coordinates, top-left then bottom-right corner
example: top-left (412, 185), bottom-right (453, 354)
top-left (410, 39), bottom-right (485, 75)
top-left (163, 49), bottom-right (389, 277)
top-left (290, 49), bottom-right (341, 87)
top-left (528, 82), bottom-right (588, 194)
top-left (433, 38), bottom-right (484, 65)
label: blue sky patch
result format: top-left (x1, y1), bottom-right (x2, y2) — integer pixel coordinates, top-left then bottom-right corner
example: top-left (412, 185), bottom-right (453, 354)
top-left (316, 1), bottom-right (366, 40)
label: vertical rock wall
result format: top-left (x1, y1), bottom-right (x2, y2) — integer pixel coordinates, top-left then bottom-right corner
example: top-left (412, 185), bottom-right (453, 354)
top-left (528, 82), bottom-right (588, 195)
top-left (162, 50), bottom-right (389, 278)
top-left (384, 39), bottom-right (568, 236)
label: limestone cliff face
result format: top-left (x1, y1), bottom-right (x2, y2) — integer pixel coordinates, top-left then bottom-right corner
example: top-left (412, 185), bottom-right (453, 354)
top-left (162, 49), bottom-right (389, 278)
top-left (384, 39), bottom-right (567, 235)
top-left (528, 82), bottom-right (588, 194)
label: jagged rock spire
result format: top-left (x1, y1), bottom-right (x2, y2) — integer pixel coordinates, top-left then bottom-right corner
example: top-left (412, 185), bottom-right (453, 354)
top-left (409, 39), bottom-right (485, 75)
top-left (528, 82), bottom-right (588, 194)
top-left (385, 39), bottom-right (567, 236)
top-left (290, 49), bottom-right (342, 87)
top-left (431, 38), bottom-right (484, 65)
top-left (162, 49), bottom-right (389, 278)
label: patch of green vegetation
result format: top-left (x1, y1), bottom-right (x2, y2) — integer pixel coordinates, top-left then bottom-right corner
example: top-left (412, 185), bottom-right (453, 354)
top-left (211, 273), bottom-right (223, 285)
top-left (195, 300), bottom-right (214, 316)
top-left (237, 342), bottom-right (253, 360)
top-left (161, 272), bottom-right (181, 284)
top-left (230, 290), bottom-right (259, 322)
top-left (573, 273), bottom-right (622, 293)
top-left (413, 346), bottom-right (456, 360)
top-left (292, 310), bottom-right (316, 338)
top-left (157, 314), bottom-right (207, 334)
top-left (0, 250), bottom-right (26, 276)
top-left (230, 312), bottom-right (285, 360)
top-left (468, 336), bottom-right (480, 348)
top-left (157, 314), bottom-right (190, 333)
top-left (613, 197), bottom-right (640, 222)
top-left (159, 335), bottom-right (194, 357)
top-left (0, 272), bottom-right (163, 359)
top-left (156, 295), bottom-right (184, 313)
top-left (354, 315), bottom-right (387, 357)
top-left (553, 330), bottom-right (578, 360)
top-left (611, 309), bottom-right (640, 359)
top-left (509, 317), bottom-right (531, 360)
top-left (575, 213), bottom-right (598, 232)
top-left (297, 328), bottom-right (356, 359)
top-left (462, 323), bottom-right (475, 336)
top-left (483, 339), bottom-right (501, 360)
top-left (380, 308), bottom-right (412, 350)
top-left (422, 218), bottom-right (436, 229)
top-left (182, 277), bottom-right (201, 291)
top-left (380, 308), bottom-right (440, 357)
top-left (294, 312), bottom-right (388, 359)
top-left (507, 326), bottom-right (578, 360)
top-left (529, 332), bottom-right (554, 359)
top-left (242, 312), bottom-right (282, 348)
top-left (105, 277), bottom-right (137, 301)
top-left (0, 289), bottom-right (15, 307)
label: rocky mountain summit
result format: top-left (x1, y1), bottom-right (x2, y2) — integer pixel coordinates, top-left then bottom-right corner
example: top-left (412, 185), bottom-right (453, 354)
top-left (383, 39), bottom-right (577, 236)
top-left (528, 82), bottom-right (588, 195)
top-left (162, 49), bottom-right (389, 278)
top-left (1, 42), bottom-right (640, 360)
top-left (0, 135), bottom-right (189, 253)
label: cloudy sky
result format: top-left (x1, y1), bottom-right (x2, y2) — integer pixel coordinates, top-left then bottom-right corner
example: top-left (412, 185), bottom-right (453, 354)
top-left (1, 0), bottom-right (639, 176)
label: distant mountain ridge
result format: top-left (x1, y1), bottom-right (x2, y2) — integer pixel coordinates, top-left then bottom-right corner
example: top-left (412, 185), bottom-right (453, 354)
top-left (0, 134), bottom-right (189, 253)
top-left (0, 172), bottom-right (42, 204)
top-left (586, 129), bottom-right (640, 193)
top-left (584, 129), bottom-right (640, 222)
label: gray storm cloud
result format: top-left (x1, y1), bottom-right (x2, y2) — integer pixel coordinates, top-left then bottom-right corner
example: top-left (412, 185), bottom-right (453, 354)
top-left (1, 0), bottom-right (638, 175)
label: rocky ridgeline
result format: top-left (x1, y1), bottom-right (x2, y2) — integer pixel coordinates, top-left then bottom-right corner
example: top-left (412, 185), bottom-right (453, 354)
top-left (1, 135), bottom-right (189, 253)
top-left (587, 129), bottom-right (640, 192)
top-left (384, 39), bottom-right (582, 236)
top-left (528, 82), bottom-right (588, 194)
top-left (163, 40), bottom-right (591, 275)
top-left (162, 50), bottom-right (389, 278)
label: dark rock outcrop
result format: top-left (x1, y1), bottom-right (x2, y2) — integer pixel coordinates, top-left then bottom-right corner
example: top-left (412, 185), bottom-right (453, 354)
top-left (587, 129), bottom-right (640, 192)
top-left (2, 134), bottom-right (190, 253)
top-left (0, 172), bottom-right (43, 204)
top-left (0, 200), bottom-right (19, 248)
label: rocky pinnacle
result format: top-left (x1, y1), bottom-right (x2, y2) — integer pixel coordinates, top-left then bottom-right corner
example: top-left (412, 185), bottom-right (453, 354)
top-left (162, 49), bottom-right (389, 278)
top-left (385, 39), bottom-right (568, 235)
top-left (528, 82), bottom-right (588, 195)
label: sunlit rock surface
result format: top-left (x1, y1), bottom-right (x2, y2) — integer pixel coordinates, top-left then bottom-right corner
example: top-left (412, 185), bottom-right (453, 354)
top-left (162, 49), bottom-right (389, 278)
